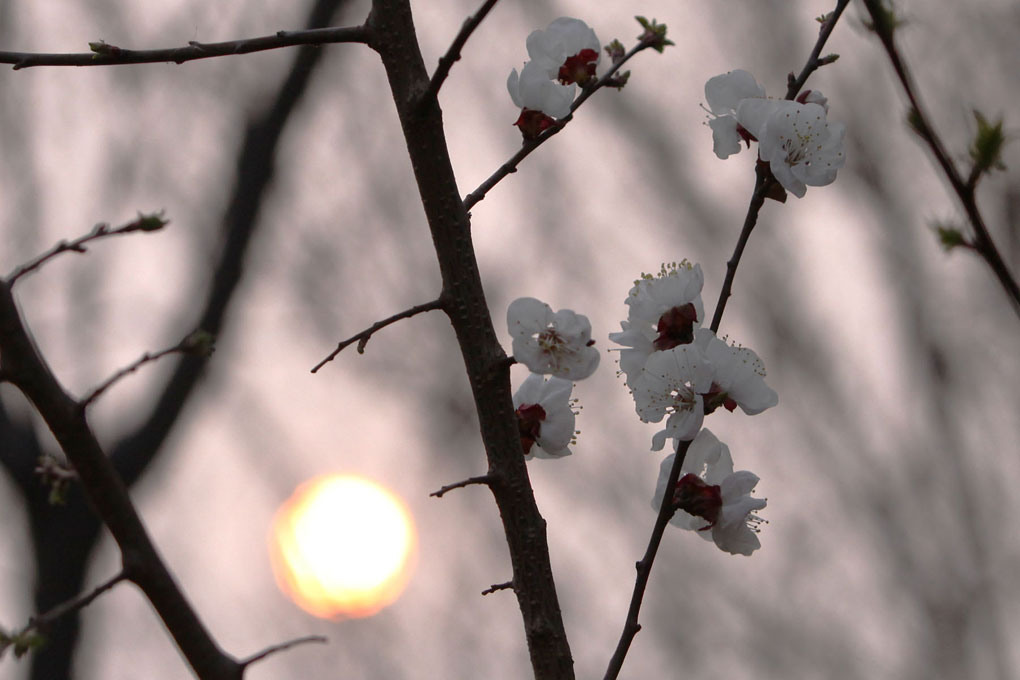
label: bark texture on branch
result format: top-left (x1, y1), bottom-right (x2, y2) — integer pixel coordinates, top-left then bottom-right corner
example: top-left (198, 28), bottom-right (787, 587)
top-left (367, 2), bottom-right (574, 677)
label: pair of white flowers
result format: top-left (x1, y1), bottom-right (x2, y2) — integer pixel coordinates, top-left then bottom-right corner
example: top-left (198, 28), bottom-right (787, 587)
top-left (507, 18), bottom-right (601, 138)
top-left (507, 297), bottom-right (599, 459)
top-left (704, 69), bottom-right (846, 197)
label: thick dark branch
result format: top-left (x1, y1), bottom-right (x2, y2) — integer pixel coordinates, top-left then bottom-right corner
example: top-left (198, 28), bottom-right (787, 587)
top-left (603, 439), bottom-right (691, 680)
top-left (311, 298), bottom-right (443, 373)
top-left (463, 39), bottom-right (654, 212)
top-left (429, 474), bottom-right (495, 498)
top-left (369, 1), bottom-right (573, 676)
top-left (0, 281), bottom-right (241, 680)
top-left (420, 0), bottom-right (501, 106)
top-left (6, 213), bottom-right (167, 285)
top-left (860, 0), bottom-right (1020, 318)
top-left (0, 26), bottom-right (370, 70)
top-left (239, 635), bottom-right (326, 669)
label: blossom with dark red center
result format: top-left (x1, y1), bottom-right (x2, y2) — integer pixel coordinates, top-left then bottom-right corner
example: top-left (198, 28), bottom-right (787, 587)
top-left (651, 428), bottom-right (767, 556)
top-left (512, 373), bottom-right (577, 459)
top-left (693, 328), bottom-right (778, 416)
top-left (526, 18), bottom-right (601, 84)
top-left (609, 261), bottom-right (705, 388)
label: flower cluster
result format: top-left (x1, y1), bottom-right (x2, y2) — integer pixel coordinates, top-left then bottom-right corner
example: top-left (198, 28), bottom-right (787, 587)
top-left (507, 297), bottom-right (599, 460)
top-left (704, 69), bottom-right (845, 197)
top-left (611, 262), bottom-right (775, 554)
top-left (508, 18), bottom-right (601, 139)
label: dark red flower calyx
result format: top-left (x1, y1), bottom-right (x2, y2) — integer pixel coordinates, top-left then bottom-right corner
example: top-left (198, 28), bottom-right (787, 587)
top-left (653, 303), bottom-right (698, 350)
top-left (701, 383), bottom-right (737, 415)
top-left (673, 473), bottom-right (722, 529)
top-left (514, 108), bottom-right (556, 141)
top-left (558, 49), bottom-right (599, 86)
top-left (516, 403), bottom-right (546, 455)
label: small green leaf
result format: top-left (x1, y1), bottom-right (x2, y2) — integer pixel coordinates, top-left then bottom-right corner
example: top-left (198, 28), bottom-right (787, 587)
top-left (969, 110), bottom-right (1008, 177)
top-left (933, 221), bottom-right (970, 251)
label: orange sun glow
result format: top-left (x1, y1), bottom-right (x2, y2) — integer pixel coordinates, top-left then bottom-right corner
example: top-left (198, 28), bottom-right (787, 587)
top-left (269, 474), bottom-right (417, 619)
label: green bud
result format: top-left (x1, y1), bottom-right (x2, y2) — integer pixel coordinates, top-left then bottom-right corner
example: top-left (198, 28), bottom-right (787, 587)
top-left (181, 329), bottom-right (216, 358)
top-left (134, 210), bottom-right (169, 232)
top-left (604, 39), bottom-right (625, 64)
top-left (635, 16), bottom-right (674, 53)
top-left (933, 222), bottom-right (969, 251)
top-left (969, 110), bottom-right (1007, 177)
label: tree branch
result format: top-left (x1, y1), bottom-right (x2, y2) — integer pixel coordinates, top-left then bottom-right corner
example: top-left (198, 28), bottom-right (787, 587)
top-left (1, 571), bottom-right (127, 659)
top-left (79, 332), bottom-right (212, 409)
top-left (311, 298), bottom-right (443, 373)
top-left (463, 38), bottom-right (656, 212)
top-left (0, 281), bottom-right (241, 680)
top-left (709, 165), bottom-right (773, 334)
top-left (369, 1), bottom-right (574, 676)
top-left (429, 474), bottom-right (495, 498)
top-left (860, 0), bottom-right (1020, 318)
top-left (239, 635), bottom-right (326, 669)
top-left (6, 212), bottom-right (167, 285)
top-left (604, 439), bottom-right (691, 680)
top-left (784, 0), bottom-right (852, 100)
top-left (419, 0), bottom-right (501, 107)
top-left (0, 26), bottom-right (371, 70)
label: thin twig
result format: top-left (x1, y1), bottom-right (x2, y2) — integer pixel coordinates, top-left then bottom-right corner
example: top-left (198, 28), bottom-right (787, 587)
top-left (2, 571), bottom-right (127, 658)
top-left (0, 26), bottom-right (371, 70)
top-left (429, 474), bottom-right (495, 498)
top-left (6, 213), bottom-right (167, 285)
top-left (240, 635), bottom-right (327, 668)
top-left (79, 331), bottom-right (213, 409)
top-left (709, 166), bottom-right (772, 333)
top-left (481, 581), bottom-right (513, 595)
top-left (603, 439), bottom-right (691, 680)
top-left (310, 298), bottom-right (443, 373)
top-left (860, 0), bottom-right (1020, 319)
top-left (420, 0), bottom-right (501, 107)
top-left (785, 0), bottom-right (852, 100)
top-left (463, 39), bottom-right (656, 212)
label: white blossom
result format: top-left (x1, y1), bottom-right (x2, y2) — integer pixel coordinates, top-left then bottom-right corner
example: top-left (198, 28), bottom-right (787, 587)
top-left (694, 328), bottom-right (778, 416)
top-left (507, 60), bottom-right (575, 119)
top-left (526, 17), bottom-right (600, 85)
top-left (630, 344), bottom-right (712, 450)
top-left (507, 297), bottom-right (600, 380)
top-left (739, 99), bottom-right (846, 198)
top-left (512, 374), bottom-right (576, 459)
top-left (652, 429), bottom-right (767, 556)
top-left (703, 70), bottom-right (766, 159)
top-left (609, 261), bottom-right (705, 388)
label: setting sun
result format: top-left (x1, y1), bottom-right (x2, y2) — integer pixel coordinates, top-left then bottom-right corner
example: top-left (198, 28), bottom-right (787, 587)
top-left (269, 474), bottom-right (417, 619)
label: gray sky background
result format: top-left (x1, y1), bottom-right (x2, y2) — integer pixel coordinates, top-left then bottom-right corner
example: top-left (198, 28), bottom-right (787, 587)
top-left (1, 0), bottom-right (1019, 678)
